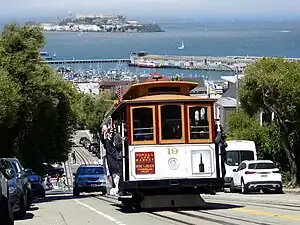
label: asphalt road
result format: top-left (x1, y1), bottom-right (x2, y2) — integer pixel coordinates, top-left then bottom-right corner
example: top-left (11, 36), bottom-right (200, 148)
top-left (15, 190), bottom-right (300, 225)
top-left (15, 131), bottom-right (300, 225)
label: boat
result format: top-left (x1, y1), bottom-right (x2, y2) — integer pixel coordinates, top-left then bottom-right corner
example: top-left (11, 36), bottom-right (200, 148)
top-left (178, 41), bottom-right (184, 50)
top-left (136, 61), bottom-right (156, 68)
top-left (40, 52), bottom-right (56, 60)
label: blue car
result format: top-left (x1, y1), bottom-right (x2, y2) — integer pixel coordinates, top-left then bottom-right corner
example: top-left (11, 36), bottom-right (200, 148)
top-left (73, 165), bottom-right (107, 196)
top-left (27, 174), bottom-right (45, 198)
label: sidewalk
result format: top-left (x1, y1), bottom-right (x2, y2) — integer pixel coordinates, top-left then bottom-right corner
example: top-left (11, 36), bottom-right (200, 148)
top-left (283, 187), bottom-right (300, 194)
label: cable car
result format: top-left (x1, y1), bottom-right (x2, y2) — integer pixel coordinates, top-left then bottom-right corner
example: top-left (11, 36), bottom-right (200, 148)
top-left (101, 73), bottom-right (226, 210)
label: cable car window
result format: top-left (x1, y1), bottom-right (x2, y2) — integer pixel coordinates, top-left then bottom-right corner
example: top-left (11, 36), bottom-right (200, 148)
top-left (160, 105), bottom-right (182, 140)
top-left (189, 106), bottom-right (209, 139)
top-left (132, 107), bottom-right (154, 141)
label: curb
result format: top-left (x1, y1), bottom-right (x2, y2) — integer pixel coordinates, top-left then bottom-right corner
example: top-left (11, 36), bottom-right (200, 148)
top-left (283, 188), bottom-right (300, 194)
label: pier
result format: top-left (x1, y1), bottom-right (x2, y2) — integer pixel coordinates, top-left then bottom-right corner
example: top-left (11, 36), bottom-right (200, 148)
top-left (44, 54), bottom-right (300, 72)
top-left (44, 58), bottom-right (130, 65)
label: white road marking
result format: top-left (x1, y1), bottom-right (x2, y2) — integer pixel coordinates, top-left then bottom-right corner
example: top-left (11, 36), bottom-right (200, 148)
top-left (73, 199), bottom-right (126, 225)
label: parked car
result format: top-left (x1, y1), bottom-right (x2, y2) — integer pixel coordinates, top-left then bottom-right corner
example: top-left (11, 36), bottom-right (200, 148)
top-left (0, 158), bottom-right (14, 225)
top-left (77, 122), bottom-right (86, 130)
top-left (42, 163), bottom-right (64, 177)
top-left (5, 158), bottom-right (32, 219)
top-left (73, 165), bottom-right (107, 196)
top-left (231, 160), bottom-right (283, 194)
top-left (84, 139), bottom-right (91, 149)
top-left (27, 174), bottom-right (45, 199)
top-left (79, 137), bottom-right (88, 145)
top-left (89, 142), bottom-right (99, 153)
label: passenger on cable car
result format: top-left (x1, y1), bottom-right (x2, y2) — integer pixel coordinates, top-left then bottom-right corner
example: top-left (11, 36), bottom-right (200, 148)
top-left (103, 128), bottom-right (122, 196)
top-left (101, 125), bottom-right (114, 187)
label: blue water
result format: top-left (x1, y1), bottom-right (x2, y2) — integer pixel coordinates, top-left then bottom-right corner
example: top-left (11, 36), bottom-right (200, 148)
top-left (1, 20), bottom-right (300, 79)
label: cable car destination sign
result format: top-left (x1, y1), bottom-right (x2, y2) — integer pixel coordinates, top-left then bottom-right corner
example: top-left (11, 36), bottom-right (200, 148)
top-left (135, 152), bottom-right (155, 174)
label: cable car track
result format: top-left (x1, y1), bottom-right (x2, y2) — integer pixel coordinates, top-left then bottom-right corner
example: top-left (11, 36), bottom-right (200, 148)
top-left (74, 146), bottom-right (89, 165)
top-left (203, 197), bottom-right (300, 212)
top-left (92, 195), bottom-right (240, 225)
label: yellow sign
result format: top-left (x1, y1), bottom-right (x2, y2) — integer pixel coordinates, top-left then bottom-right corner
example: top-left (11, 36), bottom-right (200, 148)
top-left (167, 148), bottom-right (178, 155)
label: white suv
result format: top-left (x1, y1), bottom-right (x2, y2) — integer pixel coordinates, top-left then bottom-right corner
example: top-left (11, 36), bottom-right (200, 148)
top-left (231, 160), bottom-right (283, 194)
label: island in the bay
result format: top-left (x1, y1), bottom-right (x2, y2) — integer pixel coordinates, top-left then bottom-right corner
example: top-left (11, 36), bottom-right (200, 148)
top-left (37, 13), bottom-right (165, 33)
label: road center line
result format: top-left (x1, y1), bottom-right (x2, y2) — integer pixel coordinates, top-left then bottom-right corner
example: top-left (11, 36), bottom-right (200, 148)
top-left (231, 208), bottom-right (300, 221)
top-left (73, 199), bottom-right (126, 225)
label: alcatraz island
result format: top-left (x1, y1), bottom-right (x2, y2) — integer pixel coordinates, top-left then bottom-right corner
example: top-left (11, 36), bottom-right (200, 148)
top-left (34, 13), bottom-right (165, 33)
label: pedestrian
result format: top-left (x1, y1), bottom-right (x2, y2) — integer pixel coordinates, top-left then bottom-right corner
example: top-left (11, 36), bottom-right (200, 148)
top-left (72, 151), bottom-right (76, 164)
top-left (46, 174), bottom-right (53, 188)
top-left (56, 173), bottom-right (60, 187)
top-left (61, 174), bottom-right (68, 191)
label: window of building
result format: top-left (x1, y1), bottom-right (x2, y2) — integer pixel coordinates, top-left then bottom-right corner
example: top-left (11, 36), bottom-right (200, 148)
top-left (189, 106), bottom-right (210, 140)
top-left (132, 107), bottom-right (154, 142)
top-left (160, 105), bottom-right (183, 140)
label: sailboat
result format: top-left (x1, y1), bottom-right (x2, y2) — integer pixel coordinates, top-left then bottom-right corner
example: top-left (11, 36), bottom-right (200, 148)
top-left (178, 41), bottom-right (184, 50)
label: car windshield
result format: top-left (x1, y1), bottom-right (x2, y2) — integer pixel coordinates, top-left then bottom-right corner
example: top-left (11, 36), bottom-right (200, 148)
top-left (226, 150), bottom-right (255, 166)
top-left (77, 167), bottom-right (104, 175)
top-left (248, 163), bottom-right (276, 169)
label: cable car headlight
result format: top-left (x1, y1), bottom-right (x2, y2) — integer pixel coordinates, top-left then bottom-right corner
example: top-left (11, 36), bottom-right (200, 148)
top-left (168, 158), bottom-right (179, 170)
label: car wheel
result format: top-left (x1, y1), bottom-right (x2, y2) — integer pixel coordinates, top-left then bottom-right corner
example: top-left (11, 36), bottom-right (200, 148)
top-left (40, 190), bottom-right (46, 198)
top-left (0, 194), bottom-right (14, 225)
top-left (262, 188), bottom-right (271, 194)
top-left (26, 190), bottom-right (32, 209)
top-left (241, 179), bottom-right (247, 194)
top-left (73, 189), bottom-right (80, 196)
top-left (274, 187), bottom-right (284, 194)
top-left (100, 190), bottom-right (107, 196)
top-left (15, 195), bottom-right (26, 219)
top-left (230, 180), bottom-right (236, 193)
top-left (122, 200), bottom-right (133, 213)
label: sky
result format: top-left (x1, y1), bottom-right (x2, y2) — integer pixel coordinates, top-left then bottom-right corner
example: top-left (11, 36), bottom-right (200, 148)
top-left (1, 0), bottom-right (300, 22)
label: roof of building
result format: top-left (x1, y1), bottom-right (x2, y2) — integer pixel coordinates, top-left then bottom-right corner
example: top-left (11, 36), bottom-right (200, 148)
top-left (221, 77), bottom-right (244, 99)
top-left (216, 96), bottom-right (237, 108)
top-left (221, 75), bottom-right (244, 84)
top-left (144, 72), bottom-right (170, 82)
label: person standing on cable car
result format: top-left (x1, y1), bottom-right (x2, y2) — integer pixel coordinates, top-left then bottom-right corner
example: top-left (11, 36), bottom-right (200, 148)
top-left (104, 128), bottom-right (121, 196)
top-left (101, 125), bottom-right (114, 188)
top-left (112, 127), bottom-right (124, 194)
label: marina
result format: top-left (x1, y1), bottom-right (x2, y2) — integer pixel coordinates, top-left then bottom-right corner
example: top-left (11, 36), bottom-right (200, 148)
top-left (44, 52), bottom-right (300, 73)
top-left (44, 58), bottom-right (130, 64)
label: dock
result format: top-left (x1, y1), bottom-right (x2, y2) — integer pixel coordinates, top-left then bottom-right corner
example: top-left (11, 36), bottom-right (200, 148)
top-left (43, 54), bottom-right (300, 72)
top-left (44, 58), bottom-right (130, 65)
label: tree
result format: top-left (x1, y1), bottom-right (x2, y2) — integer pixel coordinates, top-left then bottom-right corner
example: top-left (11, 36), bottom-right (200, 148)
top-left (0, 24), bottom-right (77, 173)
top-left (227, 111), bottom-right (288, 170)
top-left (75, 92), bottom-right (115, 136)
top-left (0, 69), bottom-right (20, 127)
top-left (238, 58), bottom-right (300, 186)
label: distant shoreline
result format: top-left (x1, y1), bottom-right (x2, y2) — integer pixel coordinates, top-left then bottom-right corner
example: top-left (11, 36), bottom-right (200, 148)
top-left (42, 29), bottom-right (165, 33)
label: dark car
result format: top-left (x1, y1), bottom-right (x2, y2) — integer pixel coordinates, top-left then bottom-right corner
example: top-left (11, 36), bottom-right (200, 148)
top-left (6, 158), bottom-right (32, 219)
top-left (77, 122), bottom-right (86, 130)
top-left (0, 158), bottom-right (14, 225)
top-left (89, 142), bottom-right (99, 153)
top-left (83, 139), bottom-right (91, 149)
top-left (73, 165), bottom-right (107, 196)
top-left (79, 137), bottom-right (88, 145)
top-left (43, 163), bottom-right (64, 178)
top-left (27, 174), bottom-right (45, 199)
